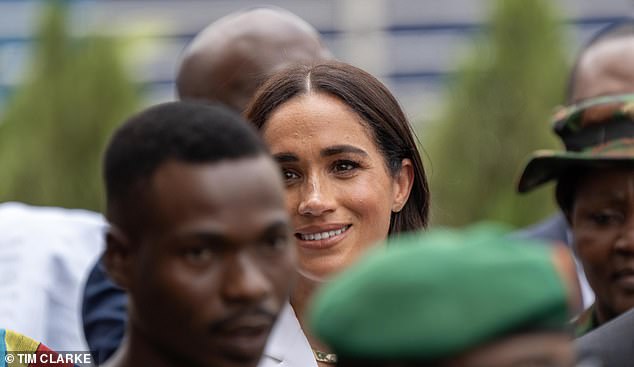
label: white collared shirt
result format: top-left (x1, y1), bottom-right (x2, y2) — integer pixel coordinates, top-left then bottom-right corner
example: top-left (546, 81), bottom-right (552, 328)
top-left (566, 229), bottom-right (595, 309)
top-left (258, 303), bottom-right (317, 367)
top-left (0, 202), bottom-right (105, 350)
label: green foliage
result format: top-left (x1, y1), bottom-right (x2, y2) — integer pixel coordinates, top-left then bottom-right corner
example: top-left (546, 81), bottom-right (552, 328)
top-left (0, 3), bottom-right (139, 211)
top-left (424, 0), bottom-right (567, 228)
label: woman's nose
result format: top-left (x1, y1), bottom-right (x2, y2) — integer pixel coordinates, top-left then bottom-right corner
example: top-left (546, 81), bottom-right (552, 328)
top-left (615, 216), bottom-right (634, 254)
top-left (297, 174), bottom-right (336, 217)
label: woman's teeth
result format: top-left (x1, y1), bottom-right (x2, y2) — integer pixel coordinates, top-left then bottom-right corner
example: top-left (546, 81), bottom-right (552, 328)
top-left (299, 226), bottom-right (349, 241)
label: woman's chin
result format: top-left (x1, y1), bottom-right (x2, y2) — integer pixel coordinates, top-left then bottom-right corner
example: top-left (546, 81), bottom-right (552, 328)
top-left (296, 267), bottom-right (329, 283)
top-left (295, 245), bottom-right (380, 283)
top-left (295, 262), bottom-right (348, 283)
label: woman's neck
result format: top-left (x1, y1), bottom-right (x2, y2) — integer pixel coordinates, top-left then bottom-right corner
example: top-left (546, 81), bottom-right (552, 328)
top-left (291, 275), bottom-right (333, 356)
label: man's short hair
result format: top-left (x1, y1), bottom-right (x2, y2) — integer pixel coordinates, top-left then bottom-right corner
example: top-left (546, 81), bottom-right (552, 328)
top-left (103, 101), bottom-right (268, 231)
top-left (566, 19), bottom-right (634, 101)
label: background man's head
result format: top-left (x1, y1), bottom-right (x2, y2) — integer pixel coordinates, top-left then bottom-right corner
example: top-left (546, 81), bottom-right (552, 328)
top-left (567, 20), bottom-right (634, 103)
top-left (102, 101), bottom-right (296, 367)
top-left (176, 7), bottom-right (332, 112)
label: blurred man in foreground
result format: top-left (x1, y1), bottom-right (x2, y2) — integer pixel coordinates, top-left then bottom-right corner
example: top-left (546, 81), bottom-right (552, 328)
top-left (100, 102), bottom-right (295, 367)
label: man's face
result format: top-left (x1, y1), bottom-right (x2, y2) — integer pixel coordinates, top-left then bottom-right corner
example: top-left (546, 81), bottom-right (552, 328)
top-left (127, 157), bottom-right (295, 367)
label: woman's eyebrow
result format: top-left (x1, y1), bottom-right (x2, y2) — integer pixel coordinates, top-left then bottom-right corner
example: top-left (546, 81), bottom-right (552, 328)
top-left (321, 145), bottom-right (369, 157)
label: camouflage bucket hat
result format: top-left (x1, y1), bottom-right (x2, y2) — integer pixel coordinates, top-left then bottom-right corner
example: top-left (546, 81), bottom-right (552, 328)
top-left (518, 94), bottom-right (634, 193)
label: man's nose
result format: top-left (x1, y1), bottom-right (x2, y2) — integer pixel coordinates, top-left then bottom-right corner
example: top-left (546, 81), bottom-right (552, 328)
top-left (221, 253), bottom-right (272, 303)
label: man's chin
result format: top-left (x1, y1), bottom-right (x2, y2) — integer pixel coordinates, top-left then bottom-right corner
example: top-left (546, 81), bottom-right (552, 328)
top-left (211, 350), bottom-right (265, 367)
top-left (204, 334), bottom-right (270, 367)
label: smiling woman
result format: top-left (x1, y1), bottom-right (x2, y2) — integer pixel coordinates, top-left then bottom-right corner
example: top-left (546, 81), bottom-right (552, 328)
top-left (245, 61), bottom-right (429, 367)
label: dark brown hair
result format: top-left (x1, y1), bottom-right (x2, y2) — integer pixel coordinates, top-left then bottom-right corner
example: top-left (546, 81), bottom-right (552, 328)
top-left (244, 61), bottom-right (429, 233)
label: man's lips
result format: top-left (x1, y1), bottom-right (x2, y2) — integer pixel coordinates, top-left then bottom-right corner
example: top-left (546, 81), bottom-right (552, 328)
top-left (216, 316), bottom-right (273, 334)
top-left (212, 309), bottom-right (276, 334)
top-left (210, 311), bottom-right (277, 360)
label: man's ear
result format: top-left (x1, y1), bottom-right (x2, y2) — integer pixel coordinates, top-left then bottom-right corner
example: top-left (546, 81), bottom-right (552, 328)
top-left (391, 158), bottom-right (415, 213)
top-left (104, 225), bottom-right (135, 291)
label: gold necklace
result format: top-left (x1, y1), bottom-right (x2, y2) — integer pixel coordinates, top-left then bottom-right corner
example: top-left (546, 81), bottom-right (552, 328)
top-left (313, 349), bottom-right (338, 364)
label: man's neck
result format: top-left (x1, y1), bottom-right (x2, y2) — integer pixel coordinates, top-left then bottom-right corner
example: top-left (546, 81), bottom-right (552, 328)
top-left (100, 325), bottom-right (178, 367)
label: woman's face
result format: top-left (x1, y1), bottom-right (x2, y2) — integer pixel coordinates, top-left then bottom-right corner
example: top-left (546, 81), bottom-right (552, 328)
top-left (261, 92), bottom-right (413, 280)
top-left (571, 167), bottom-right (634, 322)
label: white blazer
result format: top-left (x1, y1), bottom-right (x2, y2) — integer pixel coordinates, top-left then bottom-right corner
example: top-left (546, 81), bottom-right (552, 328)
top-left (258, 303), bottom-right (317, 367)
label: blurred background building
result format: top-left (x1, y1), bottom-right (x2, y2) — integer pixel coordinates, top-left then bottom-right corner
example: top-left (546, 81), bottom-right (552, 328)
top-left (0, 0), bottom-right (632, 226)
top-left (0, 0), bottom-right (631, 124)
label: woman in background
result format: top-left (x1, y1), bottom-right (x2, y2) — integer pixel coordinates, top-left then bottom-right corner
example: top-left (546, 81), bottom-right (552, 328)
top-left (518, 94), bottom-right (634, 336)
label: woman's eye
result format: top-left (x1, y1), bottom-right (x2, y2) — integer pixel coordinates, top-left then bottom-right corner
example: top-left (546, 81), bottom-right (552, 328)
top-left (333, 160), bottom-right (359, 173)
top-left (588, 211), bottom-right (624, 226)
top-left (282, 169), bottom-right (300, 181)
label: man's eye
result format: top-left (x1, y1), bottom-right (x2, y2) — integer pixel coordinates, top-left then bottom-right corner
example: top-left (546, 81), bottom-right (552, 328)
top-left (263, 235), bottom-right (289, 250)
top-left (184, 247), bottom-right (213, 264)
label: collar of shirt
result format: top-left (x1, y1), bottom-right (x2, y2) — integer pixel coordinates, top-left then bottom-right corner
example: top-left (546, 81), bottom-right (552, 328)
top-left (258, 303), bottom-right (317, 367)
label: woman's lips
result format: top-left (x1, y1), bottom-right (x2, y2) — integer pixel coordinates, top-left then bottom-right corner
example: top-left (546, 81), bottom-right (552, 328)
top-left (295, 224), bottom-right (351, 250)
top-left (612, 268), bottom-right (634, 291)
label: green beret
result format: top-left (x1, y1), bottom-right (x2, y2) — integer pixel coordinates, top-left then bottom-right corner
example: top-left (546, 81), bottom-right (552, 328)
top-left (309, 223), bottom-right (577, 361)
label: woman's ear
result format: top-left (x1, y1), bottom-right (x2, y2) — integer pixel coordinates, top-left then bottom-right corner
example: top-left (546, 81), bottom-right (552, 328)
top-left (391, 158), bottom-right (415, 213)
top-left (103, 226), bottom-right (135, 291)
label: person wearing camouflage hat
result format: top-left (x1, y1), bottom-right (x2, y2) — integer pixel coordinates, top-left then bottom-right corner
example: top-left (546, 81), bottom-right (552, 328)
top-left (517, 20), bottom-right (634, 338)
top-left (518, 93), bottom-right (634, 337)
top-left (514, 19), bottom-right (634, 313)
top-left (518, 95), bottom-right (634, 192)
top-left (309, 224), bottom-right (583, 367)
